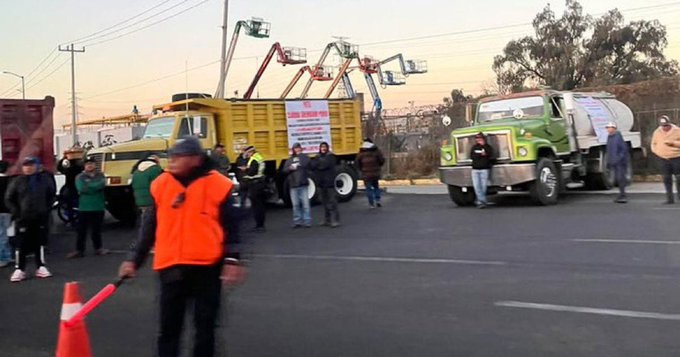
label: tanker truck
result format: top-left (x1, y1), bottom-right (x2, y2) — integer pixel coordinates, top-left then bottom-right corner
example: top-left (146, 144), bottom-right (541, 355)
top-left (439, 90), bottom-right (643, 205)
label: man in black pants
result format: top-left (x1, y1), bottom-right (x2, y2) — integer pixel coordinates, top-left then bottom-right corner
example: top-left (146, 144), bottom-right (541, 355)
top-left (118, 137), bottom-right (245, 357)
top-left (243, 146), bottom-right (267, 232)
top-left (68, 158), bottom-right (108, 258)
top-left (6, 157), bottom-right (56, 282)
top-left (312, 142), bottom-right (340, 227)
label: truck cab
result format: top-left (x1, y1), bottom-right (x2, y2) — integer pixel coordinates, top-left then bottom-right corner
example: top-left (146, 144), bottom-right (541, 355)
top-left (439, 90), bottom-right (642, 206)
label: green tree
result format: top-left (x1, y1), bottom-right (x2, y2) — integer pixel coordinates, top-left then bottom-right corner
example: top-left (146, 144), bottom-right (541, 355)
top-left (493, 0), bottom-right (678, 92)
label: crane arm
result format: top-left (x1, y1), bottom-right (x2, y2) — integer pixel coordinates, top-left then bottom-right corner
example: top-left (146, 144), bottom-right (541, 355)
top-left (324, 58), bottom-right (353, 99)
top-left (244, 43), bottom-right (279, 99)
top-left (280, 66), bottom-right (309, 99)
top-left (215, 20), bottom-right (246, 98)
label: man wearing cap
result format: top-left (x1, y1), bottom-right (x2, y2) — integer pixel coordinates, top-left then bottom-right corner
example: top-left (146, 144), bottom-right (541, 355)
top-left (118, 136), bottom-right (244, 357)
top-left (68, 157), bottom-right (108, 258)
top-left (5, 157), bottom-right (56, 282)
top-left (470, 133), bottom-right (495, 208)
top-left (283, 143), bottom-right (312, 228)
top-left (605, 121), bottom-right (629, 203)
top-left (210, 143), bottom-right (230, 176)
top-left (243, 145), bottom-right (267, 232)
top-left (651, 115), bottom-right (680, 204)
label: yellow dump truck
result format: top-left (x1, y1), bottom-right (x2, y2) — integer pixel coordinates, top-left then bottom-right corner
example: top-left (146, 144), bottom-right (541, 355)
top-left (87, 95), bottom-right (363, 223)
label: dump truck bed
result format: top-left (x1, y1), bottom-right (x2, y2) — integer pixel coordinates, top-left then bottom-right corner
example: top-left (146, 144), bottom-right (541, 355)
top-left (154, 98), bottom-right (363, 163)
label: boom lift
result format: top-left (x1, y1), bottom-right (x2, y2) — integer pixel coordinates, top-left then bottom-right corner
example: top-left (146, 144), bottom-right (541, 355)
top-left (376, 54), bottom-right (428, 87)
top-left (280, 65), bottom-right (334, 98)
top-left (215, 17), bottom-right (271, 98)
top-left (299, 40), bottom-right (359, 98)
top-left (244, 43), bottom-right (307, 99)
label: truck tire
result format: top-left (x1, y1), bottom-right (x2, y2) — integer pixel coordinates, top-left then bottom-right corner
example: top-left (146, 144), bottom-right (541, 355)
top-left (447, 185), bottom-right (476, 207)
top-left (530, 158), bottom-right (560, 205)
top-left (335, 164), bottom-right (358, 202)
top-left (105, 187), bottom-right (137, 226)
top-left (281, 178), bottom-right (319, 207)
top-left (585, 151), bottom-right (632, 190)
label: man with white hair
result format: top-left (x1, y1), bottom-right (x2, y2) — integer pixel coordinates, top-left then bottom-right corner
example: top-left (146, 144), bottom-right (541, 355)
top-left (605, 121), bottom-right (629, 203)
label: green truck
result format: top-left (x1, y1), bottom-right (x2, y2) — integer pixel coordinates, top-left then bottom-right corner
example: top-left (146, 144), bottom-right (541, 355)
top-left (439, 90), bottom-right (642, 205)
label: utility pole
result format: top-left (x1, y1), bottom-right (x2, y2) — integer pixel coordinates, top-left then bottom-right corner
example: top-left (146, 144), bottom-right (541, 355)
top-left (59, 44), bottom-right (85, 145)
top-left (2, 71), bottom-right (25, 99)
top-left (216, 0), bottom-right (229, 99)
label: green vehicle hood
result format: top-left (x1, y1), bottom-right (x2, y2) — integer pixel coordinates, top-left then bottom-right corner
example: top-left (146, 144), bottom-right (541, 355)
top-left (451, 119), bottom-right (546, 136)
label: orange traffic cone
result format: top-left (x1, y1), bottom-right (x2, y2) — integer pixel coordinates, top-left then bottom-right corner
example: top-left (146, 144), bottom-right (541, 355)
top-left (56, 282), bottom-right (93, 357)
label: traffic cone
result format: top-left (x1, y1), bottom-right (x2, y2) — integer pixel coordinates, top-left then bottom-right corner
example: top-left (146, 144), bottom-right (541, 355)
top-left (56, 282), bottom-right (93, 357)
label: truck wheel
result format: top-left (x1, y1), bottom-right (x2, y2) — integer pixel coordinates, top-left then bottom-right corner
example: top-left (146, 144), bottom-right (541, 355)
top-left (105, 187), bottom-right (137, 226)
top-left (281, 178), bottom-right (319, 207)
top-left (335, 164), bottom-right (358, 202)
top-left (447, 185), bottom-right (476, 207)
top-left (530, 158), bottom-right (560, 205)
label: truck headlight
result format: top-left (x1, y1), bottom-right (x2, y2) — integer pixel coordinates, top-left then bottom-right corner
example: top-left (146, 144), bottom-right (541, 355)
top-left (443, 152), bottom-right (453, 161)
top-left (518, 147), bottom-right (528, 157)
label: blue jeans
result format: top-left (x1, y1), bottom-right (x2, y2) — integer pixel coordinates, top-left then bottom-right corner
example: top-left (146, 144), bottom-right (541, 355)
top-left (0, 213), bottom-right (11, 263)
top-left (290, 186), bottom-right (311, 225)
top-left (364, 179), bottom-right (382, 206)
top-left (472, 169), bottom-right (489, 204)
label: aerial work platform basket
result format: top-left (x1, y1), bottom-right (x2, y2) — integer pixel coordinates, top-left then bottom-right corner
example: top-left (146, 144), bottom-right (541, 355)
top-left (246, 17), bottom-right (271, 38)
top-left (280, 47), bottom-right (307, 65)
top-left (406, 60), bottom-right (428, 74)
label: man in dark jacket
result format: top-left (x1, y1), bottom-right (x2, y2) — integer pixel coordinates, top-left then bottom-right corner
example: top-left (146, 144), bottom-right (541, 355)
top-left (356, 139), bottom-right (385, 208)
top-left (67, 158), bottom-right (108, 258)
top-left (118, 137), bottom-right (244, 357)
top-left (311, 142), bottom-right (339, 227)
top-left (6, 157), bottom-right (56, 282)
top-left (606, 121), bottom-right (629, 203)
top-left (0, 161), bottom-right (11, 268)
top-left (211, 144), bottom-right (230, 176)
top-left (470, 133), bottom-right (495, 208)
top-left (57, 147), bottom-right (85, 223)
top-left (234, 146), bottom-right (249, 206)
top-left (283, 143), bottom-right (312, 228)
top-left (243, 146), bottom-right (266, 232)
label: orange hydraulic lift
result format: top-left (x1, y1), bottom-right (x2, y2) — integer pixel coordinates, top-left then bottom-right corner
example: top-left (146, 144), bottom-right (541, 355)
top-left (244, 42), bottom-right (307, 99)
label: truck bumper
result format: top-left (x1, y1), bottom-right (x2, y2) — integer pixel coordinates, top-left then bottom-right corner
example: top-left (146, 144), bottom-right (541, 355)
top-left (439, 164), bottom-right (537, 187)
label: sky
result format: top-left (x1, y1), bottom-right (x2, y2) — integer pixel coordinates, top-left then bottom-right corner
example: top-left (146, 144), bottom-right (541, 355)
top-left (2, 0), bottom-right (680, 126)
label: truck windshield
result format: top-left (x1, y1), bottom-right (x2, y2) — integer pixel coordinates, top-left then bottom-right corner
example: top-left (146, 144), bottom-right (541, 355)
top-left (143, 117), bottom-right (175, 139)
top-left (478, 96), bottom-right (545, 121)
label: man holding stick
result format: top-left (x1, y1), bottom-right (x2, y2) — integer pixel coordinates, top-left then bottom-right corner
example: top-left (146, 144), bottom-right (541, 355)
top-left (118, 137), bottom-right (244, 357)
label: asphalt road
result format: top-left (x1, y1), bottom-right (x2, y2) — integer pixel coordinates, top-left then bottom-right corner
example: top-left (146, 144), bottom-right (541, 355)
top-left (2, 191), bottom-right (680, 356)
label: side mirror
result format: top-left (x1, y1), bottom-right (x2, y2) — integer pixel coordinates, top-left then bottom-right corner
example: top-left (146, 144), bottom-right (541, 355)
top-left (442, 115), bottom-right (452, 127)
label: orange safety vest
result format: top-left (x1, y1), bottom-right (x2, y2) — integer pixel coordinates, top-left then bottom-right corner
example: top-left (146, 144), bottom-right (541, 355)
top-left (150, 170), bottom-right (234, 271)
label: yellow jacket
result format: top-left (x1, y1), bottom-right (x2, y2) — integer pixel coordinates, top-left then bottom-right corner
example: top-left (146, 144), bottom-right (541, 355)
top-left (651, 124), bottom-right (680, 160)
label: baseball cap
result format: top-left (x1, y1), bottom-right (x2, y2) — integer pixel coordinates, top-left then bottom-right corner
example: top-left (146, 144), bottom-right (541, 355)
top-left (22, 156), bottom-right (38, 166)
top-left (475, 132), bottom-right (485, 139)
top-left (292, 142), bottom-right (302, 149)
top-left (605, 121), bottom-right (617, 128)
top-left (659, 115), bottom-right (671, 126)
top-left (84, 157), bottom-right (96, 164)
top-left (168, 136), bottom-right (203, 156)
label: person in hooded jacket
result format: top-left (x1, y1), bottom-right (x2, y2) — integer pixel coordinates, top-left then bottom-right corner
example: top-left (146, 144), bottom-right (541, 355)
top-left (311, 142), bottom-right (339, 227)
top-left (132, 155), bottom-right (164, 217)
top-left (356, 139), bottom-right (385, 208)
top-left (283, 143), bottom-right (312, 228)
top-left (605, 121), bottom-right (629, 203)
top-left (5, 157), bottom-right (56, 282)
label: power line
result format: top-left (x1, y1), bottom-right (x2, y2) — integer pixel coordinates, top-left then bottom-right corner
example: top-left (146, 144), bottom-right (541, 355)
top-left (64, 0), bottom-right (176, 45)
top-left (83, 0), bottom-right (210, 47)
top-left (26, 57), bottom-right (71, 91)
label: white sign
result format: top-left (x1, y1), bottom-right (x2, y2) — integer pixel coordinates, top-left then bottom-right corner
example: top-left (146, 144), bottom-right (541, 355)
top-left (574, 96), bottom-right (614, 144)
top-left (285, 100), bottom-right (332, 153)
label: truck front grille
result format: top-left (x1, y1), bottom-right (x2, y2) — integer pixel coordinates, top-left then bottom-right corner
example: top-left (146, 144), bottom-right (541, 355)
top-left (455, 132), bottom-right (512, 163)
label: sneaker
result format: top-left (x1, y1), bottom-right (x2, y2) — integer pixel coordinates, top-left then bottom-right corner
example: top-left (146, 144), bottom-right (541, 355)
top-left (369, 204), bottom-right (376, 209)
top-left (10, 269), bottom-right (26, 282)
top-left (615, 197), bottom-right (628, 204)
top-left (35, 266), bottom-right (52, 278)
top-left (319, 222), bottom-right (330, 227)
top-left (330, 222), bottom-right (340, 228)
top-left (376, 202), bottom-right (382, 208)
top-left (292, 224), bottom-right (302, 229)
top-left (304, 224), bottom-right (311, 229)
top-left (95, 248), bottom-right (110, 256)
top-left (66, 251), bottom-right (84, 259)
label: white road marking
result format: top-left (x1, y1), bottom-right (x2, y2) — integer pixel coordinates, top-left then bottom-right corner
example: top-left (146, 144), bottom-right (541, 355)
top-left (573, 239), bottom-right (680, 245)
top-left (495, 301), bottom-right (680, 321)
top-left (254, 254), bottom-right (507, 266)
